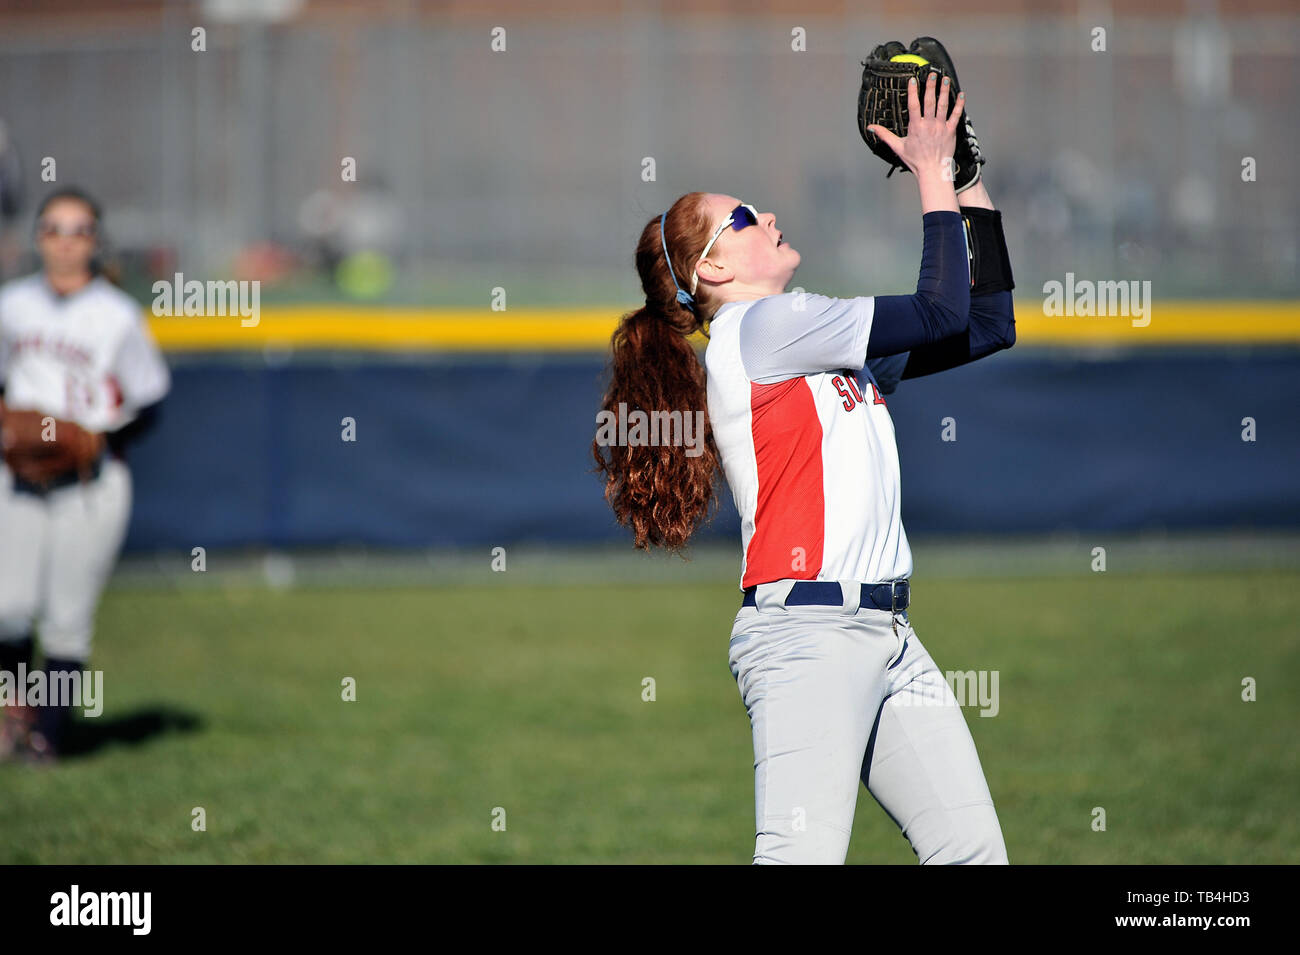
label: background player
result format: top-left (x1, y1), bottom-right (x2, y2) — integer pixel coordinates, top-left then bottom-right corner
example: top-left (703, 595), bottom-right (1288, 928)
top-left (0, 187), bottom-right (170, 764)
top-left (594, 70), bottom-right (1016, 862)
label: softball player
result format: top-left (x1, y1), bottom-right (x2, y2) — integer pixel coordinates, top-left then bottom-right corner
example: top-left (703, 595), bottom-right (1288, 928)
top-left (595, 73), bottom-right (1016, 863)
top-left (0, 188), bottom-right (170, 764)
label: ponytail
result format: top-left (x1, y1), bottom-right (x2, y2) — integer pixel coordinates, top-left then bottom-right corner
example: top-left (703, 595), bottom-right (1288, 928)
top-left (593, 194), bottom-right (721, 551)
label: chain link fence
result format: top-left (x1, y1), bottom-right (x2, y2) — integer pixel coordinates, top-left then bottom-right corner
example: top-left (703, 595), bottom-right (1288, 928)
top-left (0, 1), bottom-right (1295, 304)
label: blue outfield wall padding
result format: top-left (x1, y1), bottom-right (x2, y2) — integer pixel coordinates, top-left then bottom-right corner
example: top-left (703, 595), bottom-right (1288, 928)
top-left (888, 348), bottom-right (1300, 535)
top-left (120, 348), bottom-right (1300, 551)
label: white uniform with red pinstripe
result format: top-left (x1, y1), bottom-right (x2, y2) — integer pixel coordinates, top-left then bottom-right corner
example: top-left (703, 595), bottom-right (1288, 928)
top-left (705, 290), bottom-right (1007, 865)
top-left (0, 273), bottom-right (169, 662)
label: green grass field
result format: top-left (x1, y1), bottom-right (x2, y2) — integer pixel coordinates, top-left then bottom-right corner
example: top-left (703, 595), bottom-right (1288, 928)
top-left (2, 554), bottom-right (1297, 864)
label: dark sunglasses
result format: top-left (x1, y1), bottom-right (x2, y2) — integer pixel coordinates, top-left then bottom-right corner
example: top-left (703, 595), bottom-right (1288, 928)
top-left (690, 203), bottom-right (760, 294)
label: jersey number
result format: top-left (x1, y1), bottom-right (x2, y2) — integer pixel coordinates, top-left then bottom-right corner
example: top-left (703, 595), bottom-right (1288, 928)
top-left (64, 377), bottom-right (98, 419)
top-left (831, 375), bottom-right (886, 412)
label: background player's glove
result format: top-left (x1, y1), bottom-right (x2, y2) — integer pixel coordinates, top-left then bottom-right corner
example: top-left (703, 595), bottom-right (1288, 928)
top-left (858, 36), bottom-right (986, 193)
top-left (0, 407), bottom-right (104, 488)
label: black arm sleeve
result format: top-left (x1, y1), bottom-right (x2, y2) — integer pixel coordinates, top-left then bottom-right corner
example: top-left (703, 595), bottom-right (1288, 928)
top-left (900, 290), bottom-right (1016, 380)
top-left (866, 211), bottom-right (971, 358)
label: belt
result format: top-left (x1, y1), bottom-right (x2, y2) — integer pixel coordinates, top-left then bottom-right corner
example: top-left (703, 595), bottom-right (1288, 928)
top-left (742, 579), bottom-right (910, 612)
top-left (10, 453), bottom-right (104, 497)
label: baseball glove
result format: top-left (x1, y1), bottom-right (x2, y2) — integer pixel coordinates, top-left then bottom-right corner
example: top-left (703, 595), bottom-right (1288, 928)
top-left (858, 36), bottom-right (985, 193)
top-left (0, 407), bottom-right (104, 488)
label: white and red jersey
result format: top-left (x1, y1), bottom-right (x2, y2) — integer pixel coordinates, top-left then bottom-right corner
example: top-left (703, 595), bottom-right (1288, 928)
top-left (0, 273), bottom-right (170, 433)
top-left (705, 292), bottom-right (910, 591)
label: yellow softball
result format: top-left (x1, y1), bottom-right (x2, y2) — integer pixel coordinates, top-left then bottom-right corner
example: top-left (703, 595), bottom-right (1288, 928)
top-left (889, 53), bottom-right (930, 66)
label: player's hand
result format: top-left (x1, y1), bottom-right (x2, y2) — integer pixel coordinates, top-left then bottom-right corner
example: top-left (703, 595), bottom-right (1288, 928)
top-left (867, 72), bottom-right (963, 181)
top-left (1, 412), bottom-right (104, 486)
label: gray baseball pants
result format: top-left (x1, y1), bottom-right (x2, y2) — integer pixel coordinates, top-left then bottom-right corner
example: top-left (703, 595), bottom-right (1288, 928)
top-left (728, 580), bottom-right (1008, 865)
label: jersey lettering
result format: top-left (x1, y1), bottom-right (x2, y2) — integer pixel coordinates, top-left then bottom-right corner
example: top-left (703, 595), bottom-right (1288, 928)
top-left (831, 375), bottom-right (859, 412)
top-left (831, 374), bottom-right (878, 412)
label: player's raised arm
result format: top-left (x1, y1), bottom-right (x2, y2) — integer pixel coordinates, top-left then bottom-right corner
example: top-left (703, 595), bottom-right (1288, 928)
top-left (860, 71), bottom-right (972, 360)
top-left (894, 178), bottom-right (1016, 381)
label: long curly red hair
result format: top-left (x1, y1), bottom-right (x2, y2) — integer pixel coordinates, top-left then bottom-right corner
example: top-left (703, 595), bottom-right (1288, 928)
top-left (592, 192), bottom-right (723, 552)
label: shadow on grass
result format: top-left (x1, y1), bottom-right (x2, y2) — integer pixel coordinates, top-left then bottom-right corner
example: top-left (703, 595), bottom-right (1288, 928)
top-left (61, 705), bottom-right (203, 758)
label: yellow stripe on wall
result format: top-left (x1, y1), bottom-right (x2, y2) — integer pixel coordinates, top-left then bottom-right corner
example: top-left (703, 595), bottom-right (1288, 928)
top-left (1012, 301), bottom-right (1300, 344)
top-left (147, 302), bottom-right (1300, 351)
top-left (148, 308), bottom-right (618, 351)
